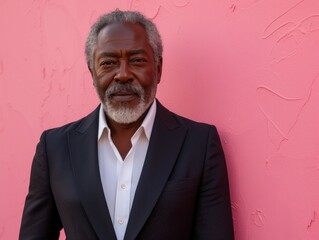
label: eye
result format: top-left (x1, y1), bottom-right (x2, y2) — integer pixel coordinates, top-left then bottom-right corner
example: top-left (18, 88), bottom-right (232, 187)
top-left (100, 60), bottom-right (117, 67)
top-left (130, 58), bottom-right (147, 64)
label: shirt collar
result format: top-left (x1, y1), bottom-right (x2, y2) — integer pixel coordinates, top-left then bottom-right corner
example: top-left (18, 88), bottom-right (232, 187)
top-left (98, 100), bottom-right (157, 141)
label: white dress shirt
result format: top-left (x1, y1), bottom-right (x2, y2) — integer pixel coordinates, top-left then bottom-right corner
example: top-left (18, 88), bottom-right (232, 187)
top-left (97, 101), bottom-right (156, 240)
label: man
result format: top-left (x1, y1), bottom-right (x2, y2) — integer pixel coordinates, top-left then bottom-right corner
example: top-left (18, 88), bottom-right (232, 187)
top-left (20, 9), bottom-right (234, 240)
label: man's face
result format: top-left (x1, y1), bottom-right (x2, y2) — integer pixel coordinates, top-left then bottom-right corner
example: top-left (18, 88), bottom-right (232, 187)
top-left (91, 22), bottom-right (162, 124)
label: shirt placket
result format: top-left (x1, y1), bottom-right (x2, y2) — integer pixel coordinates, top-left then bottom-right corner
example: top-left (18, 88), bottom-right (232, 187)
top-left (114, 149), bottom-right (134, 240)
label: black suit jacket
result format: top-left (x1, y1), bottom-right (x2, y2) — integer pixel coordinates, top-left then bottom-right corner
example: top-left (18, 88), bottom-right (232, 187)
top-left (20, 101), bottom-right (234, 240)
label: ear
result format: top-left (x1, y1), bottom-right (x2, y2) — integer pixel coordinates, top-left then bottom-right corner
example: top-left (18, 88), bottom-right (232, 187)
top-left (156, 56), bottom-right (163, 84)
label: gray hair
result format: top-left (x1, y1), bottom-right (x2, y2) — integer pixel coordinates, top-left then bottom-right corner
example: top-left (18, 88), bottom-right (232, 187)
top-left (85, 9), bottom-right (163, 70)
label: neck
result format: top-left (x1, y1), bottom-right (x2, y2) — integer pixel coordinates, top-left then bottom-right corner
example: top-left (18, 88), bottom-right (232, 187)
top-left (105, 109), bottom-right (149, 160)
top-left (105, 106), bottom-right (150, 139)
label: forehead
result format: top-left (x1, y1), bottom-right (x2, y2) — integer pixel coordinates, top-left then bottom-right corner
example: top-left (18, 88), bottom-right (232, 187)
top-left (96, 22), bottom-right (151, 52)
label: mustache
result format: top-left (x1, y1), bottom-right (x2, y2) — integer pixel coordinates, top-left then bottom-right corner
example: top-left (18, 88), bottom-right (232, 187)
top-left (105, 83), bottom-right (143, 97)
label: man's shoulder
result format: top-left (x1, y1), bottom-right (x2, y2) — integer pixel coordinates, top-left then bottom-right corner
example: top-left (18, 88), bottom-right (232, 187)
top-left (172, 111), bottom-right (212, 127)
top-left (43, 106), bottom-right (100, 138)
top-left (171, 111), bottom-right (218, 137)
top-left (156, 101), bottom-right (217, 133)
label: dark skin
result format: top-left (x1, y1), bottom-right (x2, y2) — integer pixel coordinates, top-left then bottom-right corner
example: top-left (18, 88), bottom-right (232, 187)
top-left (90, 23), bottom-right (162, 159)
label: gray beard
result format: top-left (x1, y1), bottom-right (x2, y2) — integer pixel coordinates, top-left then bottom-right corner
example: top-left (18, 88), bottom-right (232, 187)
top-left (100, 82), bottom-right (157, 124)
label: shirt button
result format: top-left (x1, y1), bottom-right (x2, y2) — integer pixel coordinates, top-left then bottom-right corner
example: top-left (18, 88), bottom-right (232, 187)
top-left (118, 218), bottom-right (124, 225)
top-left (121, 184), bottom-right (126, 189)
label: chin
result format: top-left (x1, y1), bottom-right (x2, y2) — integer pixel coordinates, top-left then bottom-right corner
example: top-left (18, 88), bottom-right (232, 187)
top-left (102, 98), bottom-right (152, 124)
top-left (98, 82), bottom-right (157, 124)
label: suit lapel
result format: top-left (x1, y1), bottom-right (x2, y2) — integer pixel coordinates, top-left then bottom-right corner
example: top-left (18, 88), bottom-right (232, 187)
top-left (124, 102), bottom-right (188, 240)
top-left (68, 107), bottom-right (117, 240)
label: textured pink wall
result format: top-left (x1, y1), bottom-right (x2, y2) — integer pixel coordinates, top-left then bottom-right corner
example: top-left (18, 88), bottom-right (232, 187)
top-left (1, 0), bottom-right (319, 239)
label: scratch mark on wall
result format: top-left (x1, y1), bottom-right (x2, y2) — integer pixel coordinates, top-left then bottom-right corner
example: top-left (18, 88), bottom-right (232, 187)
top-left (42, 67), bottom-right (46, 79)
top-left (41, 2), bottom-right (80, 71)
top-left (231, 202), bottom-right (240, 212)
top-left (307, 211), bottom-right (319, 230)
top-left (0, 60), bottom-right (3, 75)
top-left (0, 105), bottom-right (4, 132)
top-left (0, 225), bottom-right (4, 238)
top-left (129, 0), bottom-right (161, 19)
top-left (258, 86), bottom-right (303, 140)
top-left (263, 11), bottom-right (319, 45)
top-left (24, 0), bottom-right (46, 49)
top-left (251, 210), bottom-right (266, 227)
top-left (257, 70), bottom-right (319, 148)
top-left (262, 0), bottom-right (306, 39)
top-left (88, 10), bottom-right (99, 25)
top-left (231, 202), bottom-right (240, 237)
top-left (270, 28), bottom-right (305, 63)
top-left (262, 22), bottom-right (297, 40)
top-left (229, 4), bottom-right (236, 12)
top-left (264, 15), bottom-right (319, 62)
top-left (56, 47), bottom-right (75, 73)
top-left (129, 0), bottom-right (141, 9)
top-left (230, 0), bottom-right (264, 10)
top-left (40, 81), bottom-right (53, 108)
top-left (230, 196), bottom-right (249, 240)
top-left (150, 5), bottom-right (161, 20)
top-left (300, 15), bottom-right (319, 32)
top-left (174, 0), bottom-right (191, 7)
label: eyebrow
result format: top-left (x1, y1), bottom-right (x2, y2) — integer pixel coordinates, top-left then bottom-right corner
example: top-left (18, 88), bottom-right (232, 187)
top-left (97, 49), bottom-right (148, 61)
top-left (127, 49), bottom-right (147, 56)
top-left (97, 52), bottom-right (119, 61)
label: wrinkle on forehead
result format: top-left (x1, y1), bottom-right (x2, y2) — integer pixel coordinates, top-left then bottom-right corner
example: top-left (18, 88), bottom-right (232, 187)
top-left (97, 23), bottom-right (146, 44)
top-left (94, 22), bottom-right (153, 59)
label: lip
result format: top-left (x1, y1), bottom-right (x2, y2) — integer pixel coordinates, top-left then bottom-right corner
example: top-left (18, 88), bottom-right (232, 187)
top-left (111, 91), bottom-right (139, 102)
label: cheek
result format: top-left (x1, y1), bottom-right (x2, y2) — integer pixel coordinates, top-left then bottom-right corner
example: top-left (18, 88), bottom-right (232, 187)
top-left (135, 69), bottom-right (157, 86)
top-left (94, 74), bottom-right (112, 92)
top-left (93, 80), bottom-right (107, 100)
top-left (93, 66), bottom-right (114, 87)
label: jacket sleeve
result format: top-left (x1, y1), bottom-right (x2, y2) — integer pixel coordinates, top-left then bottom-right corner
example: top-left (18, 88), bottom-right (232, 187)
top-left (19, 131), bottom-right (62, 240)
top-left (192, 126), bottom-right (234, 240)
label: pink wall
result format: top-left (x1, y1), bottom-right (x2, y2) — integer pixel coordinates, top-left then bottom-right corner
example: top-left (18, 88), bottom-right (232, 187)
top-left (1, 0), bottom-right (319, 239)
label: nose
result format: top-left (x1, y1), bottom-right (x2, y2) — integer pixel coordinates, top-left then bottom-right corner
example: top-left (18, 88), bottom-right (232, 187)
top-left (114, 60), bottom-right (133, 83)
